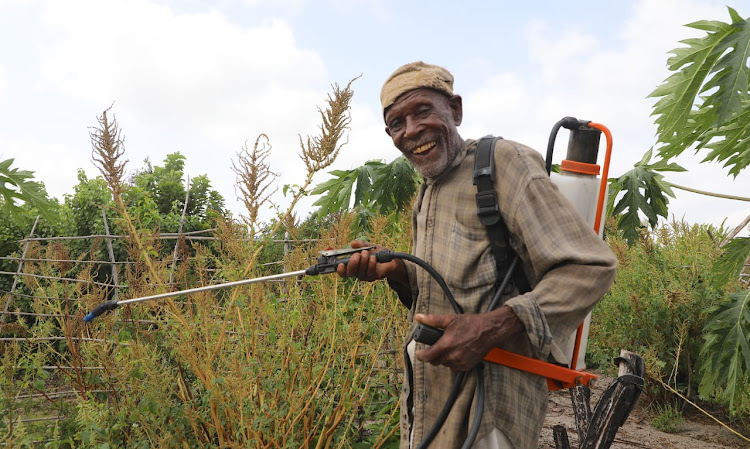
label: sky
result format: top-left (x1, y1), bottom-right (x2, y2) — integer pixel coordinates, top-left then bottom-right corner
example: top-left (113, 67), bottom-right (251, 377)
top-left (0, 0), bottom-right (748, 235)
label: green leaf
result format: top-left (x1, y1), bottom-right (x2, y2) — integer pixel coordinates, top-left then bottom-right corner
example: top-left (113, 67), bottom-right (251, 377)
top-left (608, 150), bottom-right (681, 244)
top-left (370, 156), bottom-right (420, 214)
top-left (699, 101), bottom-right (750, 176)
top-left (699, 288), bottom-right (750, 416)
top-left (310, 168), bottom-right (359, 218)
top-left (712, 237), bottom-right (750, 287)
top-left (0, 158), bottom-right (57, 223)
top-left (649, 7), bottom-right (750, 177)
top-left (648, 22), bottom-right (731, 144)
top-left (310, 155), bottom-right (420, 225)
top-left (701, 11), bottom-right (750, 125)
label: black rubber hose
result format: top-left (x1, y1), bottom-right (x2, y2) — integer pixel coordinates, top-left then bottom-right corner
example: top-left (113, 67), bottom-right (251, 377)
top-left (375, 250), bottom-right (524, 448)
top-left (462, 364), bottom-right (486, 449)
top-left (376, 250), bottom-right (519, 448)
top-left (376, 250), bottom-right (463, 315)
top-left (546, 116), bottom-right (590, 174)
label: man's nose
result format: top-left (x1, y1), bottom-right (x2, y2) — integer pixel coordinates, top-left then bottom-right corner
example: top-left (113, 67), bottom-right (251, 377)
top-left (403, 115), bottom-right (422, 139)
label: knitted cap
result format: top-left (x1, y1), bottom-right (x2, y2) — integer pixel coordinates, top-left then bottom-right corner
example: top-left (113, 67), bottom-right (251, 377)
top-left (380, 61), bottom-right (454, 114)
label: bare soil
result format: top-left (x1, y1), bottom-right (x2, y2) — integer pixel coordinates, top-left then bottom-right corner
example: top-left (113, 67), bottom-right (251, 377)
top-left (538, 373), bottom-right (749, 449)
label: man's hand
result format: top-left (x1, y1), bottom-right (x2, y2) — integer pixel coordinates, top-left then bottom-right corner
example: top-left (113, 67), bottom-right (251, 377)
top-left (336, 240), bottom-right (408, 284)
top-left (414, 306), bottom-right (524, 372)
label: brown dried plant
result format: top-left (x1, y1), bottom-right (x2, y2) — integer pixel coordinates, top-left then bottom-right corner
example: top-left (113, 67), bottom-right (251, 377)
top-left (231, 133), bottom-right (278, 238)
top-left (214, 78), bottom-right (358, 363)
top-left (299, 77), bottom-right (358, 175)
top-left (88, 106), bottom-right (187, 328)
top-left (90, 106), bottom-right (127, 199)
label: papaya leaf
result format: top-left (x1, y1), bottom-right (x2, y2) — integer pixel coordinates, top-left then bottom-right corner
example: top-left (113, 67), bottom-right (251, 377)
top-left (608, 150), bottom-right (684, 244)
top-left (648, 18), bottom-right (733, 149)
top-left (370, 156), bottom-right (420, 214)
top-left (649, 7), bottom-right (750, 177)
top-left (310, 155), bottom-right (421, 226)
top-left (0, 158), bottom-right (56, 223)
top-left (353, 160), bottom-right (385, 209)
top-left (699, 288), bottom-right (750, 416)
top-left (700, 101), bottom-right (750, 176)
top-left (701, 7), bottom-right (750, 125)
top-left (712, 237), bottom-right (750, 287)
top-left (310, 169), bottom-right (358, 218)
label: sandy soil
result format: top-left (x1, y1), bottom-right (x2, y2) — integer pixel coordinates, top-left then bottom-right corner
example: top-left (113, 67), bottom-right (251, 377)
top-left (538, 374), bottom-right (749, 449)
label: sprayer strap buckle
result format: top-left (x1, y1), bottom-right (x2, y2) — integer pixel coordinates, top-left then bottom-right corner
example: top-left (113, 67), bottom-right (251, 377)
top-left (475, 190), bottom-right (501, 226)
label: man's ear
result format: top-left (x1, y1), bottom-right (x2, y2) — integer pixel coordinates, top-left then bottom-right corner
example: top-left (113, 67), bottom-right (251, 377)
top-left (385, 126), bottom-right (392, 138)
top-left (449, 95), bottom-right (463, 126)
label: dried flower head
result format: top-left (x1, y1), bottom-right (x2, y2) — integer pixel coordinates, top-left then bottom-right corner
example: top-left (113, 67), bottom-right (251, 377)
top-left (232, 133), bottom-right (279, 235)
top-left (90, 106), bottom-right (128, 196)
top-left (299, 78), bottom-right (358, 175)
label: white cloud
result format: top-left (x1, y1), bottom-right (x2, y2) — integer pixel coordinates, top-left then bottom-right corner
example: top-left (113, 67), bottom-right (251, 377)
top-left (37, 1), bottom-right (325, 130)
top-left (28, 0), bottom-right (336, 220)
top-left (0, 67), bottom-right (6, 100)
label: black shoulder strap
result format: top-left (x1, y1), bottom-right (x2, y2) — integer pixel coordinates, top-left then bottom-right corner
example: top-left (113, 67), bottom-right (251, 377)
top-left (473, 136), bottom-right (531, 294)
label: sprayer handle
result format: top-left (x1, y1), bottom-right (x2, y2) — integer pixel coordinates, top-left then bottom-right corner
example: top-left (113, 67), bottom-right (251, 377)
top-left (83, 300), bottom-right (120, 322)
top-left (413, 323), bottom-right (444, 346)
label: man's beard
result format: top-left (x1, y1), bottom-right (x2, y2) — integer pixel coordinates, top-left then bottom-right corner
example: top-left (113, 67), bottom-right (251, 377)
top-left (405, 132), bottom-right (460, 179)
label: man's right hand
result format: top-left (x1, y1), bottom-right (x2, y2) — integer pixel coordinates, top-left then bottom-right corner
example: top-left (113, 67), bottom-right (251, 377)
top-left (336, 240), bottom-right (408, 284)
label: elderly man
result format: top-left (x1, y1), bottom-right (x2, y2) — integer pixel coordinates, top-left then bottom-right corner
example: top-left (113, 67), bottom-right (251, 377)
top-left (338, 62), bottom-right (617, 449)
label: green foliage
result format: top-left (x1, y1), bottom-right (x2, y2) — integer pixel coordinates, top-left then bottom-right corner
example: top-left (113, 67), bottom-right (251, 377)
top-left (650, 404), bottom-right (685, 433)
top-left (649, 6), bottom-right (750, 176)
top-left (311, 155), bottom-right (420, 226)
top-left (699, 288), bottom-right (750, 416)
top-left (610, 7), bottom-right (749, 243)
top-left (607, 150), bottom-right (685, 244)
top-left (712, 237), bottom-right (750, 287)
top-left (588, 221), bottom-right (728, 400)
top-left (0, 158), bottom-right (57, 224)
top-left (129, 153), bottom-right (227, 232)
top-left (65, 169), bottom-right (113, 237)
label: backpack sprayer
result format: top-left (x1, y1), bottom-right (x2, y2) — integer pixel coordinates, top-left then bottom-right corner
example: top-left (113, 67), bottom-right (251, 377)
top-left (83, 116), bottom-right (614, 449)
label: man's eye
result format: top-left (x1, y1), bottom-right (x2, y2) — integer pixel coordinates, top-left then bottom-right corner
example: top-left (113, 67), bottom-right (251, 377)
top-left (388, 120), bottom-right (403, 131)
top-left (416, 107), bottom-right (431, 118)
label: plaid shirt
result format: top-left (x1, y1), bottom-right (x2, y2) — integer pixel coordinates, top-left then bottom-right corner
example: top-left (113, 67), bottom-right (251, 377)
top-left (394, 138), bottom-right (617, 449)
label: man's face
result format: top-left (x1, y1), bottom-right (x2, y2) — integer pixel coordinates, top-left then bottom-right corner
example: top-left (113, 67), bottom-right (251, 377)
top-left (384, 88), bottom-right (464, 178)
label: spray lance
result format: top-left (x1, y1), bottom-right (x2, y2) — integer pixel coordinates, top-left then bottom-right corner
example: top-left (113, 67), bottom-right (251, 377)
top-left (83, 245), bottom-right (376, 322)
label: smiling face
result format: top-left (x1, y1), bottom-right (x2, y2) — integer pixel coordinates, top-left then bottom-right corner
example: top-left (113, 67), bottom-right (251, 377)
top-left (384, 88), bottom-right (464, 179)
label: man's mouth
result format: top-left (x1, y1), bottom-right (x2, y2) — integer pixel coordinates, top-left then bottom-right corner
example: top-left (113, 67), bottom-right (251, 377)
top-left (411, 142), bottom-right (436, 155)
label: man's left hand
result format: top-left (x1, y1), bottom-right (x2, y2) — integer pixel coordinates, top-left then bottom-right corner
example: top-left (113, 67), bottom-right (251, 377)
top-left (414, 306), bottom-right (524, 372)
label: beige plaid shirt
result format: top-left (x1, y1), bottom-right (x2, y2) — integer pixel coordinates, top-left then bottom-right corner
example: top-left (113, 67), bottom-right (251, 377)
top-left (393, 138), bottom-right (617, 449)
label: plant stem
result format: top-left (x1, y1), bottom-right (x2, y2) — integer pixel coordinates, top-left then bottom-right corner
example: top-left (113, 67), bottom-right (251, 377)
top-left (668, 182), bottom-right (750, 202)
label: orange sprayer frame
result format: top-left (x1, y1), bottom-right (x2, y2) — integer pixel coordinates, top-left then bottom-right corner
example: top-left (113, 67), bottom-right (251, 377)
top-left (482, 121), bottom-right (613, 391)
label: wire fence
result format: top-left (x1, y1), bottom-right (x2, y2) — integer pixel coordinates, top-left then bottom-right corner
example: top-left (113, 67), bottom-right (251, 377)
top-left (0, 203), bottom-right (325, 444)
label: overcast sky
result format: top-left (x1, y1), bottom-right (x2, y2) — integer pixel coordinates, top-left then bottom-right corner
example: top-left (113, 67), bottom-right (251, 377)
top-left (0, 0), bottom-right (747, 234)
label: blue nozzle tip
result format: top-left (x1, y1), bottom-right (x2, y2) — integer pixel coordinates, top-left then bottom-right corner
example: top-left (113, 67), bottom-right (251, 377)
top-left (84, 313), bottom-right (95, 323)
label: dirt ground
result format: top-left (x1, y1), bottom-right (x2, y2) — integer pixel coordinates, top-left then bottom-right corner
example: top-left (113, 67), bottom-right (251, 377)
top-left (537, 373), bottom-right (749, 449)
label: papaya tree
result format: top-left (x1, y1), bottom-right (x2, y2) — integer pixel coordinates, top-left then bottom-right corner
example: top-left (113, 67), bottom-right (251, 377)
top-left (609, 6), bottom-right (750, 246)
top-left (606, 5), bottom-right (750, 417)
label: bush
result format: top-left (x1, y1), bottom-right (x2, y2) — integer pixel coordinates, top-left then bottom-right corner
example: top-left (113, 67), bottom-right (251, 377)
top-left (589, 222), bottom-right (727, 387)
top-left (588, 220), bottom-right (740, 413)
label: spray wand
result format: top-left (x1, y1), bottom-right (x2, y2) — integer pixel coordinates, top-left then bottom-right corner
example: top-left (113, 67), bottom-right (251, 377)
top-left (83, 245), bottom-right (375, 322)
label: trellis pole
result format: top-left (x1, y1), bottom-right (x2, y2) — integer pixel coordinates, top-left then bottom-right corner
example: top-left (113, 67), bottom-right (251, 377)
top-left (1, 215), bottom-right (39, 324)
top-left (101, 208), bottom-right (119, 301)
top-left (169, 176), bottom-right (190, 287)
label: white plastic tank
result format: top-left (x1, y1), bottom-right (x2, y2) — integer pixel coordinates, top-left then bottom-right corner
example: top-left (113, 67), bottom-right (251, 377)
top-left (550, 161), bottom-right (608, 370)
